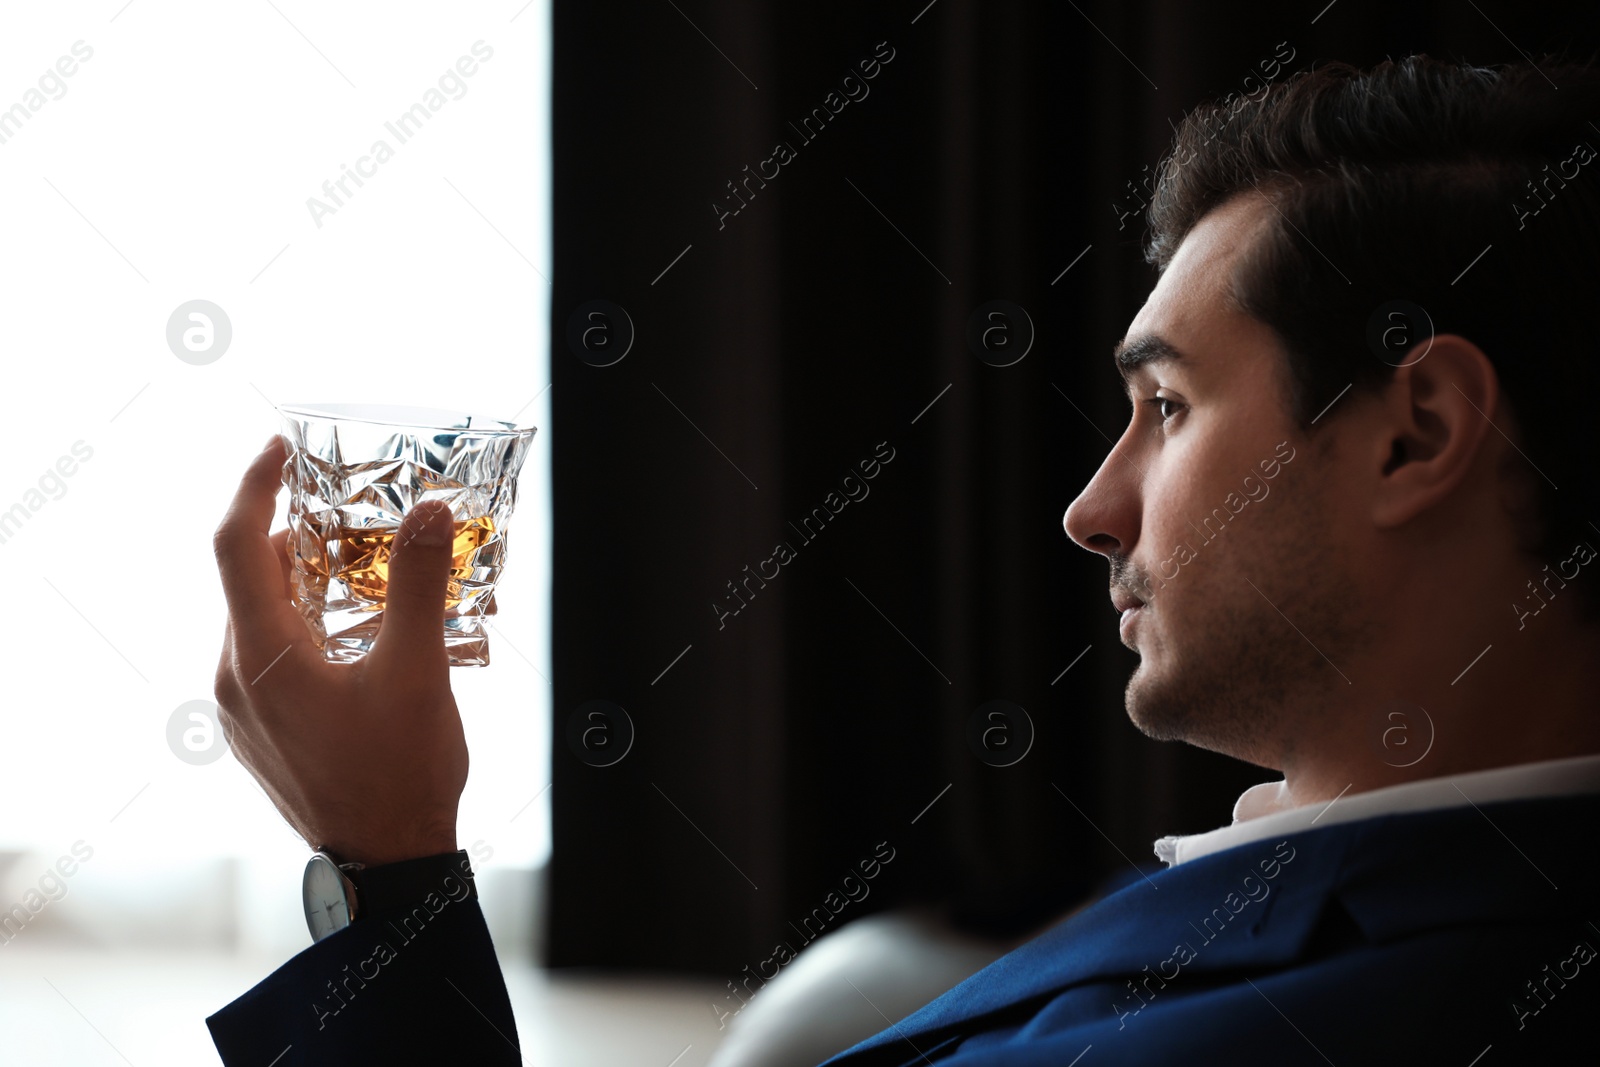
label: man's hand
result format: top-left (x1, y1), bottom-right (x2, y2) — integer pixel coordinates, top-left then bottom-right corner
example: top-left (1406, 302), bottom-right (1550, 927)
top-left (212, 435), bottom-right (467, 867)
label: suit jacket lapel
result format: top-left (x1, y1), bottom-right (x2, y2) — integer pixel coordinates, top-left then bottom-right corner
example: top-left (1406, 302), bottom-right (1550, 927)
top-left (838, 831), bottom-right (1352, 1061)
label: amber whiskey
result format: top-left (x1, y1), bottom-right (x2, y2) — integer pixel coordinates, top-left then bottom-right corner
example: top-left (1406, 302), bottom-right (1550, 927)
top-left (309, 514), bottom-right (497, 611)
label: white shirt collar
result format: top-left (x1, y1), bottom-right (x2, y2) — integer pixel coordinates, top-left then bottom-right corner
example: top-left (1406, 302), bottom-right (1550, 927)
top-left (1154, 751), bottom-right (1600, 867)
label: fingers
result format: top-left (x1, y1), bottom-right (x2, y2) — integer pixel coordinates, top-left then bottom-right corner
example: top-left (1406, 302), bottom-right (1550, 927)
top-left (267, 527), bottom-right (296, 607)
top-left (369, 499), bottom-right (455, 673)
top-left (214, 436), bottom-right (304, 649)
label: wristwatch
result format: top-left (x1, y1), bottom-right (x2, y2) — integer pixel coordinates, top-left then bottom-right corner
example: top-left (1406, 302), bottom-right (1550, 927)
top-left (302, 848), bottom-right (478, 943)
top-left (303, 851), bottom-right (363, 942)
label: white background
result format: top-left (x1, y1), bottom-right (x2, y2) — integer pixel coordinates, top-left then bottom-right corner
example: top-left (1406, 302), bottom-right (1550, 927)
top-left (0, 0), bottom-right (552, 1029)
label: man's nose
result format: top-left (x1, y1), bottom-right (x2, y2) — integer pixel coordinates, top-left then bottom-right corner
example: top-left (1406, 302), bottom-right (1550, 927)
top-left (1063, 450), bottom-right (1137, 558)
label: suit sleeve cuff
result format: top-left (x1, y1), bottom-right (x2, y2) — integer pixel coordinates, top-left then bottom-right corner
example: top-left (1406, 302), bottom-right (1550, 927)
top-left (206, 856), bottom-right (520, 1065)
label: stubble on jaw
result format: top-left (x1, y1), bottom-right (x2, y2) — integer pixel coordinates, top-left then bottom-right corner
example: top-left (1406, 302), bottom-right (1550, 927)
top-left (1118, 453), bottom-right (1371, 770)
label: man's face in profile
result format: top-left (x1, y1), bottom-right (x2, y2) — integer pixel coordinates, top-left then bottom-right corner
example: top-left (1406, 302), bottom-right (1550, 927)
top-left (1065, 193), bottom-right (1367, 769)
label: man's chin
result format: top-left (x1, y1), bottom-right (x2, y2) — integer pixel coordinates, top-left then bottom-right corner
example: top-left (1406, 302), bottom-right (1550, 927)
top-left (1123, 653), bottom-right (1229, 748)
top-left (1124, 659), bottom-right (1286, 765)
top-left (1123, 663), bottom-right (1191, 742)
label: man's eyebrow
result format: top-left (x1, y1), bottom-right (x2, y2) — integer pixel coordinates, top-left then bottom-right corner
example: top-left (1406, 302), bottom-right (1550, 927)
top-left (1113, 335), bottom-right (1188, 392)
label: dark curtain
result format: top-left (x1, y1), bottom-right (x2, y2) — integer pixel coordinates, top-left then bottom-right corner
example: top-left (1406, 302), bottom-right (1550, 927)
top-left (547, 0), bottom-right (1600, 972)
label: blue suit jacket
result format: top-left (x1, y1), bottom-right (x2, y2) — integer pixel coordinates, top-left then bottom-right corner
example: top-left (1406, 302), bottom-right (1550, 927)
top-left (209, 793), bottom-right (1598, 1064)
top-left (821, 792), bottom-right (1599, 1065)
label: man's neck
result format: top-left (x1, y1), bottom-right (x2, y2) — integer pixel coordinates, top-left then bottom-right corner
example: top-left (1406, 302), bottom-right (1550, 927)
top-left (1270, 612), bottom-right (1600, 812)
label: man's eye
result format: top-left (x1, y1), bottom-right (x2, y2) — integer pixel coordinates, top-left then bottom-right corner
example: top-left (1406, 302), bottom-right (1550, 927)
top-left (1142, 396), bottom-right (1182, 422)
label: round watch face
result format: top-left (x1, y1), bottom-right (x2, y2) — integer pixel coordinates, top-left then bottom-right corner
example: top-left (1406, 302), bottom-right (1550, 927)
top-left (303, 854), bottom-right (353, 942)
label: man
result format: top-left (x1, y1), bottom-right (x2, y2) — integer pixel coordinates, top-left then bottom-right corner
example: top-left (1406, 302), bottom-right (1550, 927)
top-left (208, 55), bottom-right (1600, 1063)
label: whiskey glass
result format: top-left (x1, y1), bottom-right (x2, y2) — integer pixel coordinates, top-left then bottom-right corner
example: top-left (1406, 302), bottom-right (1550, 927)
top-left (277, 402), bottom-right (536, 666)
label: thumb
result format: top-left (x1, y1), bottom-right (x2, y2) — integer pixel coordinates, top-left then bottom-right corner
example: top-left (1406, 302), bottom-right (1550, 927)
top-left (371, 499), bottom-right (455, 667)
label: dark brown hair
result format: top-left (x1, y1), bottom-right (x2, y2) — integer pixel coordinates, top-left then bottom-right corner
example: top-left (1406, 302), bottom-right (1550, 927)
top-left (1147, 54), bottom-right (1600, 616)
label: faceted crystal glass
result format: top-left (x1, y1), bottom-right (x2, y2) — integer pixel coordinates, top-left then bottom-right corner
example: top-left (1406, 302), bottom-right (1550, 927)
top-left (278, 402), bottom-right (536, 666)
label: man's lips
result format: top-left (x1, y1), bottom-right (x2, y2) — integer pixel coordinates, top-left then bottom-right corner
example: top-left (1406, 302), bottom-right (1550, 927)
top-left (1111, 589), bottom-right (1146, 614)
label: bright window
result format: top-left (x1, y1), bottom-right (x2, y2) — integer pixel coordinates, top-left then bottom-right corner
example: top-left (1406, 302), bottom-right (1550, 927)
top-left (0, 1), bottom-right (552, 962)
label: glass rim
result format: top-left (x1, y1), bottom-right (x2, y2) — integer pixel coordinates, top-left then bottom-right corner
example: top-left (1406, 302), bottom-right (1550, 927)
top-left (277, 401), bottom-right (536, 435)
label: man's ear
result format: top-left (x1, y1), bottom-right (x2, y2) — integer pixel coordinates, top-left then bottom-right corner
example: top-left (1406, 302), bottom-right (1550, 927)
top-left (1370, 334), bottom-right (1499, 530)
